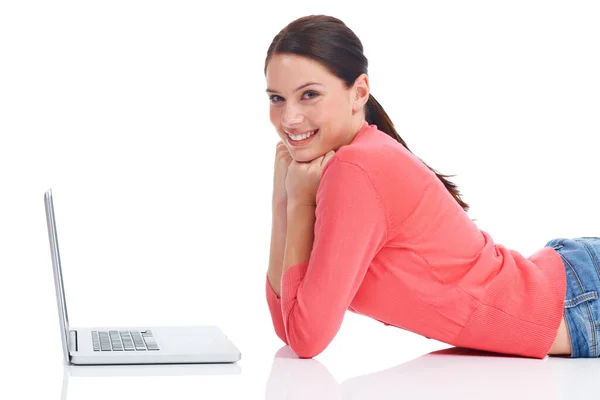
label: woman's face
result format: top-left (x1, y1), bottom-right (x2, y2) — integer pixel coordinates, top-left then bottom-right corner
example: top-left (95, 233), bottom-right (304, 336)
top-left (265, 53), bottom-right (369, 162)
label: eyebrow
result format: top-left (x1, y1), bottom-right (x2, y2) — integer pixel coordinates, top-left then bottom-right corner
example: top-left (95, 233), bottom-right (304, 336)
top-left (265, 82), bottom-right (323, 94)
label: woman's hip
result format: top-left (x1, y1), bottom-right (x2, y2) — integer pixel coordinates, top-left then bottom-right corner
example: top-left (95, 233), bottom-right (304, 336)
top-left (544, 237), bottom-right (600, 357)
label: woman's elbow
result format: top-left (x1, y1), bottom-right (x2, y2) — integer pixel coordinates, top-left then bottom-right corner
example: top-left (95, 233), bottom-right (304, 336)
top-left (288, 336), bottom-right (328, 359)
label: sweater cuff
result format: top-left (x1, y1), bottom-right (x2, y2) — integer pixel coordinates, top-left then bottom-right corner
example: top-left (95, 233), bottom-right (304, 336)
top-left (266, 272), bottom-right (281, 300)
top-left (281, 263), bottom-right (309, 318)
top-left (265, 273), bottom-right (288, 343)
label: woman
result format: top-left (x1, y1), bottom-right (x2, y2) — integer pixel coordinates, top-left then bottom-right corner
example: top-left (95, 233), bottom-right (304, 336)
top-left (264, 15), bottom-right (593, 359)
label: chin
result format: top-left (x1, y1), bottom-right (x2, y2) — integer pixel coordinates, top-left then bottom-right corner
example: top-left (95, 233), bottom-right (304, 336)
top-left (291, 153), bottom-right (312, 163)
top-left (292, 149), bottom-right (326, 163)
top-left (289, 149), bottom-right (313, 162)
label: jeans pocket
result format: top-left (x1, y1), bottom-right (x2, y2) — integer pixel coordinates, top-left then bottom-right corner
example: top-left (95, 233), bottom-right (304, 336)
top-left (564, 291), bottom-right (599, 309)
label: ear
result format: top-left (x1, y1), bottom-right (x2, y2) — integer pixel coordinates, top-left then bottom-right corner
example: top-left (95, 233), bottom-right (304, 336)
top-left (351, 73), bottom-right (370, 113)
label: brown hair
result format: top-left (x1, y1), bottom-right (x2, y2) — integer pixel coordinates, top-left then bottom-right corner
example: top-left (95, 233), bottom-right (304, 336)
top-left (264, 15), bottom-right (471, 215)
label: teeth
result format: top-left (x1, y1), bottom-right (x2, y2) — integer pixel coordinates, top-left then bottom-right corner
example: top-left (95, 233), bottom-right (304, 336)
top-left (288, 129), bottom-right (317, 141)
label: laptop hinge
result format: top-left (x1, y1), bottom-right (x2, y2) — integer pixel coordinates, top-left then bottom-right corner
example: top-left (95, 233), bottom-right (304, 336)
top-left (70, 330), bottom-right (78, 352)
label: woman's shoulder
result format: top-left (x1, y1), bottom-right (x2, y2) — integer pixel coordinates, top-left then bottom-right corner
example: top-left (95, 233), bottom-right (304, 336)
top-left (325, 133), bottom-right (439, 202)
top-left (332, 135), bottom-right (417, 178)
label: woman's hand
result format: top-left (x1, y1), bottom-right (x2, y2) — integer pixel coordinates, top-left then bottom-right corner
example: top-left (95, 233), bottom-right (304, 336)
top-left (273, 141), bottom-right (293, 205)
top-left (285, 150), bottom-right (336, 207)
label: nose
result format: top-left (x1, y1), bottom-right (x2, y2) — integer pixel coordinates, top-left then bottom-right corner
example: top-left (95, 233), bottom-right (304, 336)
top-left (281, 103), bottom-right (304, 126)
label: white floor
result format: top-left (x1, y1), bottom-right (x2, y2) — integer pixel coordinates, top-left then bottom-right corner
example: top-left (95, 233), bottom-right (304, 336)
top-left (8, 321), bottom-right (599, 400)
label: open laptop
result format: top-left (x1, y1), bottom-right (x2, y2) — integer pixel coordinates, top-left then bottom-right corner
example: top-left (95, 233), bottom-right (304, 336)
top-left (45, 188), bottom-right (241, 365)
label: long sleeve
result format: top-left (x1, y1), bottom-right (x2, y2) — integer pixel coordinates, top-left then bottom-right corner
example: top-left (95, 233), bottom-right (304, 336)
top-left (266, 273), bottom-right (289, 345)
top-left (277, 158), bottom-right (388, 358)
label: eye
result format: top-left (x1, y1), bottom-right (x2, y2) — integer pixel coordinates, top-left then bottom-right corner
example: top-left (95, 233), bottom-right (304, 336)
top-left (268, 90), bottom-right (319, 105)
top-left (269, 95), bottom-right (283, 104)
top-left (303, 90), bottom-right (319, 99)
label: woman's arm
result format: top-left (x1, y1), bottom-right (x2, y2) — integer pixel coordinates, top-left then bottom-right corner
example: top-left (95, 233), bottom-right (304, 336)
top-left (265, 199), bottom-right (291, 344)
top-left (265, 142), bottom-right (294, 344)
top-left (283, 203), bottom-right (316, 274)
top-left (277, 159), bottom-right (388, 358)
top-left (267, 199), bottom-right (288, 297)
top-left (265, 199), bottom-right (317, 346)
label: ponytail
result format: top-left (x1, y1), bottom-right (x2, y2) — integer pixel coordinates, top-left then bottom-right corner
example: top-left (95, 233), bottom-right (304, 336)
top-left (366, 94), bottom-right (473, 217)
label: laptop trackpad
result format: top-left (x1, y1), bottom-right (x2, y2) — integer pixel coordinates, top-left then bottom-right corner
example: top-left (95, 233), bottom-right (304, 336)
top-left (167, 333), bottom-right (217, 353)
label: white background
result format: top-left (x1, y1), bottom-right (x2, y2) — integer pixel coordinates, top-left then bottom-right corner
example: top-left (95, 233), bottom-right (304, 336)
top-left (1, 1), bottom-right (599, 398)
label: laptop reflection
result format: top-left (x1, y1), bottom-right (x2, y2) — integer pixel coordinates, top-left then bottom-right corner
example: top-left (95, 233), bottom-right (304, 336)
top-left (61, 362), bottom-right (240, 399)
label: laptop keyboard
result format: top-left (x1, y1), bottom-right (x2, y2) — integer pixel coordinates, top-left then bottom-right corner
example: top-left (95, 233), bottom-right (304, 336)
top-left (92, 330), bottom-right (160, 351)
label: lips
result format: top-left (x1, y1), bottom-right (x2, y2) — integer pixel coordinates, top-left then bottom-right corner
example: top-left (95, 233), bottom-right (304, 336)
top-left (286, 129), bottom-right (319, 146)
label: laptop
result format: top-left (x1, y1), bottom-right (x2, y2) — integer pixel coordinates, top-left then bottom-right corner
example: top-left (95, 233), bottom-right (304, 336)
top-left (44, 188), bottom-right (242, 365)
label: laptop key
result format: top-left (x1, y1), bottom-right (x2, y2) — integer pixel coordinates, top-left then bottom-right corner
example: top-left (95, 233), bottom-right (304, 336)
top-left (90, 330), bottom-right (159, 351)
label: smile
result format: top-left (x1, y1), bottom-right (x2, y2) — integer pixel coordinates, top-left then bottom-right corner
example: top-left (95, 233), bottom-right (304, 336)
top-left (286, 129), bottom-right (319, 146)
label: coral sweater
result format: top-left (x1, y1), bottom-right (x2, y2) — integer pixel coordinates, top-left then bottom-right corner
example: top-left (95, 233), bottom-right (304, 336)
top-left (265, 122), bottom-right (566, 359)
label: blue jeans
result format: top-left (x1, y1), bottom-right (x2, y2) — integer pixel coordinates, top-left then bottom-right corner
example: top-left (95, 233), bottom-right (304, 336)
top-left (544, 237), bottom-right (600, 357)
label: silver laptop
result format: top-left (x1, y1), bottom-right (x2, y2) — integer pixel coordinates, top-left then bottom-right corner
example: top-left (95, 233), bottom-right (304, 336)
top-left (45, 188), bottom-right (241, 365)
